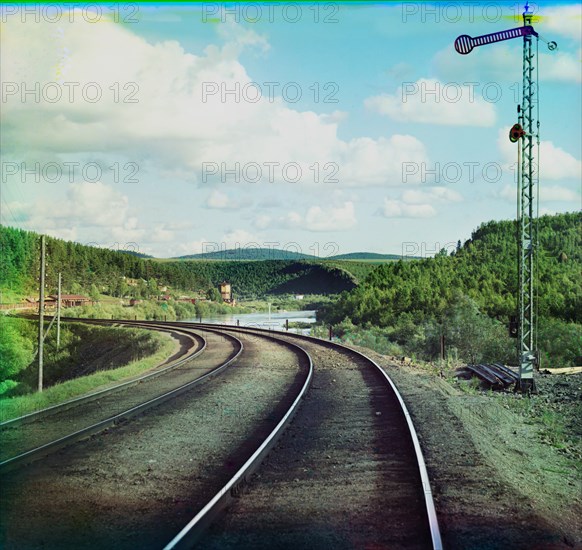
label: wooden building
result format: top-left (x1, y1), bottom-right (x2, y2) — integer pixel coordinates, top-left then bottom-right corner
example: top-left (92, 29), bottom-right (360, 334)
top-left (49, 294), bottom-right (91, 308)
top-left (24, 296), bottom-right (57, 308)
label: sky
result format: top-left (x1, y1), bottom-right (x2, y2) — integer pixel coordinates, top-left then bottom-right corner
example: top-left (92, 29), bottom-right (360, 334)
top-left (1, 1), bottom-right (580, 259)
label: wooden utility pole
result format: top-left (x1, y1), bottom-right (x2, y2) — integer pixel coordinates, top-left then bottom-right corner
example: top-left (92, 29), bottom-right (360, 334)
top-left (38, 235), bottom-right (46, 392)
top-left (56, 272), bottom-right (62, 350)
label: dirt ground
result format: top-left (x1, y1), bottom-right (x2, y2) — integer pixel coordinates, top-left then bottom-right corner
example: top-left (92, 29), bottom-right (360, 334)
top-left (353, 346), bottom-right (582, 550)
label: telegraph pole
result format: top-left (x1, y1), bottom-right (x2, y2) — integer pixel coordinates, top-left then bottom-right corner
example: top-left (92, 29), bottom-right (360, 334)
top-left (38, 235), bottom-right (46, 392)
top-left (56, 272), bottom-right (62, 350)
top-left (455, 3), bottom-right (556, 392)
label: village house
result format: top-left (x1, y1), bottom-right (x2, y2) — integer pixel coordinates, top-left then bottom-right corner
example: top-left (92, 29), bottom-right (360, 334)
top-left (49, 294), bottom-right (92, 308)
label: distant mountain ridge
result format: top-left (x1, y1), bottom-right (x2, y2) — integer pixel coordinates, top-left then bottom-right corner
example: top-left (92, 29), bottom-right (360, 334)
top-left (174, 248), bottom-right (403, 261)
top-left (175, 248), bottom-right (316, 260)
top-left (329, 252), bottom-right (403, 261)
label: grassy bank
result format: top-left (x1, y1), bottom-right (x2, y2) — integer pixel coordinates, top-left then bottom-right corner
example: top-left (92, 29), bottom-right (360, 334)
top-left (332, 327), bottom-right (582, 469)
top-left (58, 298), bottom-right (254, 322)
top-left (0, 328), bottom-right (175, 422)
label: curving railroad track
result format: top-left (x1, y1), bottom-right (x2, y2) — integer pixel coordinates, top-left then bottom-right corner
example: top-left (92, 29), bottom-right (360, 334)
top-left (0, 319), bottom-right (442, 549)
top-left (0, 324), bottom-right (240, 470)
top-left (174, 323), bottom-right (442, 550)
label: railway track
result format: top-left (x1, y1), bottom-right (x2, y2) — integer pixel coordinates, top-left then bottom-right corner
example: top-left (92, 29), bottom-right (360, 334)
top-left (0, 319), bottom-right (442, 549)
top-left (0, 321), bottom-right (203, 426)
top-left (0, 323), bottom-right (311, 550)
top-left (175, 323), bottom-right (442, 550)
top-left (0, 324), bottom-right (240, 471)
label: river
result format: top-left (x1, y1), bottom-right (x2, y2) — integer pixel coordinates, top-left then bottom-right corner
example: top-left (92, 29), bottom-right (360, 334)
top-left (179, 309), bottom-right (317, 334)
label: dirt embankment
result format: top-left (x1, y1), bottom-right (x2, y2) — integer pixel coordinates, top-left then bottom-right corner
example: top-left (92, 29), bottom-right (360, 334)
top-left (14, 323), bottom-right (171, 393)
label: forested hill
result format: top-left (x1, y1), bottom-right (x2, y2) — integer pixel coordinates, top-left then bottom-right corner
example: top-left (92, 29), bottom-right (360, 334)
top-left (0, 226), bottom-right (357, 299)
top-left (175, 249), bottom-right (406, 261)
top-left (328, 252), bottom-right (404, 260)
top-left (321, 212), bottom-right (581, 327)
top-left (175, 248), bottom-right (316, 260)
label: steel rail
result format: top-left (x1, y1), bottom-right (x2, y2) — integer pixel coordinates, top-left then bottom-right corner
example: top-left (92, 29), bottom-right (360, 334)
top-left (32, 318), bottom-right (441, 549)
top-left (0, 328), bottom-right (244, 472)
top-left (466, 364), bottom-right (504, 387)
top-left (0, 323), bottom-right (205, 428)
top-left (179, 321), bottom-right (443, 550)
top-left (163, 329), bottom-right (313, 550)
top-left (483, 363), bottom-right (516, 386)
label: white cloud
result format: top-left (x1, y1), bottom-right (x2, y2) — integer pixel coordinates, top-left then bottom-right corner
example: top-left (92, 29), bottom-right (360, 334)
top-left (205, 190), bottom-right (250, 209)
top-left (304, 201), bottom-right (357, 232)
top-left (541, 48), bottom-right (582, 83)
top-left (542, 5), bottom-right (582, 42)
top-left (172, 238), bottom-right (210, 257)
top-left (66, 182), bottom-right (129, 227)
top-left (365, 78), bottom-right (497, 126)
top-left (220, 229), bottom-right (262, 249)
top-left (497, 128), bottom-right (582, 180)
top-left (498, 185), bottom-right (516, 201)
top-left (1, 13), bottom-right (430, 188)
top-left (253, 214), bottom-right (272, 229)
top-left (542, 185), bottom-right (581, 202)
top-left (150, 224), bottom-right (175, 242)
top-left (256, 201), bottom-right (357, 232)
top-left (338, 135), bottom-right (428, 185)
top-left (497, 183), bottom-right (581, 203)
top-left (401, 187), bottom-right (463, 204)
top-left (377, 186), bottom-right (461, 218)
top-left (6, 180), bottom-right (184, 251)
top-left (378, 199), bottom-right (436, 219)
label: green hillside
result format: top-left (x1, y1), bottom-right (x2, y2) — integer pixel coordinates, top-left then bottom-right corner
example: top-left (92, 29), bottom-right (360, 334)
top-left (0, 226), bottom-right (356, 300)
top-left (320, 212), bottom-right (581, 367)
top-left (174, 249), bottom-right (408, 262)
top-left (174, 247), bottom-right (316, 261)
top-left (328, 252), bottom-right (405, 261)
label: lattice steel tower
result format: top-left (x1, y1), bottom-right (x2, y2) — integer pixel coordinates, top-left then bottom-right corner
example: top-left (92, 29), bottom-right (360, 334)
top-left (455, 3), bottom-right (556, 392)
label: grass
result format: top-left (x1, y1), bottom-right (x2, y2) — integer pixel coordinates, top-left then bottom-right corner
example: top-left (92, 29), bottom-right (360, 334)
top-left (0, 332), bottom-right (175, 422)
top-left (457, 377), bottom-right (482, 395)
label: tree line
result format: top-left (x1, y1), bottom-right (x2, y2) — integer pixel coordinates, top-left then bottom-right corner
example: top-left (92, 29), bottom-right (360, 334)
top-left (319, 212), bottom-right (581, 367)
top-left (0, 225), bottom-right (356, 299)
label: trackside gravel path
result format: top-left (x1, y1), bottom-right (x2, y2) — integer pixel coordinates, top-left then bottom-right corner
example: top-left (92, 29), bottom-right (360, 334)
top-left (0, 331), bottom-right (307, 550)
top-left (201, 334), bottom-right (434, 550)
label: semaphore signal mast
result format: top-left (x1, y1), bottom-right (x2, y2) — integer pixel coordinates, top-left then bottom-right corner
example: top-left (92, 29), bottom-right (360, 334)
top-left (455, 3), bottom-right (557, 393)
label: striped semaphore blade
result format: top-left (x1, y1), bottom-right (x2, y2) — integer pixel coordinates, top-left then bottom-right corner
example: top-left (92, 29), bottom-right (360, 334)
top-left (455, 26), bottom-right (538, 54)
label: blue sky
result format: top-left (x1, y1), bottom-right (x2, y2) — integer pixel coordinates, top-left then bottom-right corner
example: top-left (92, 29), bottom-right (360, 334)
top-left (1, 1), bottom-right (580, 258)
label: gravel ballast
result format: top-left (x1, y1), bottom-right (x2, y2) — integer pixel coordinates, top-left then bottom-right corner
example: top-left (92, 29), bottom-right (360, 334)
top-left (201, 333), bottom-right (433, 550)
top-left (0, 330), bottom-right (306, 549)
top-left (0, 329), bottom-right (227, 463)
